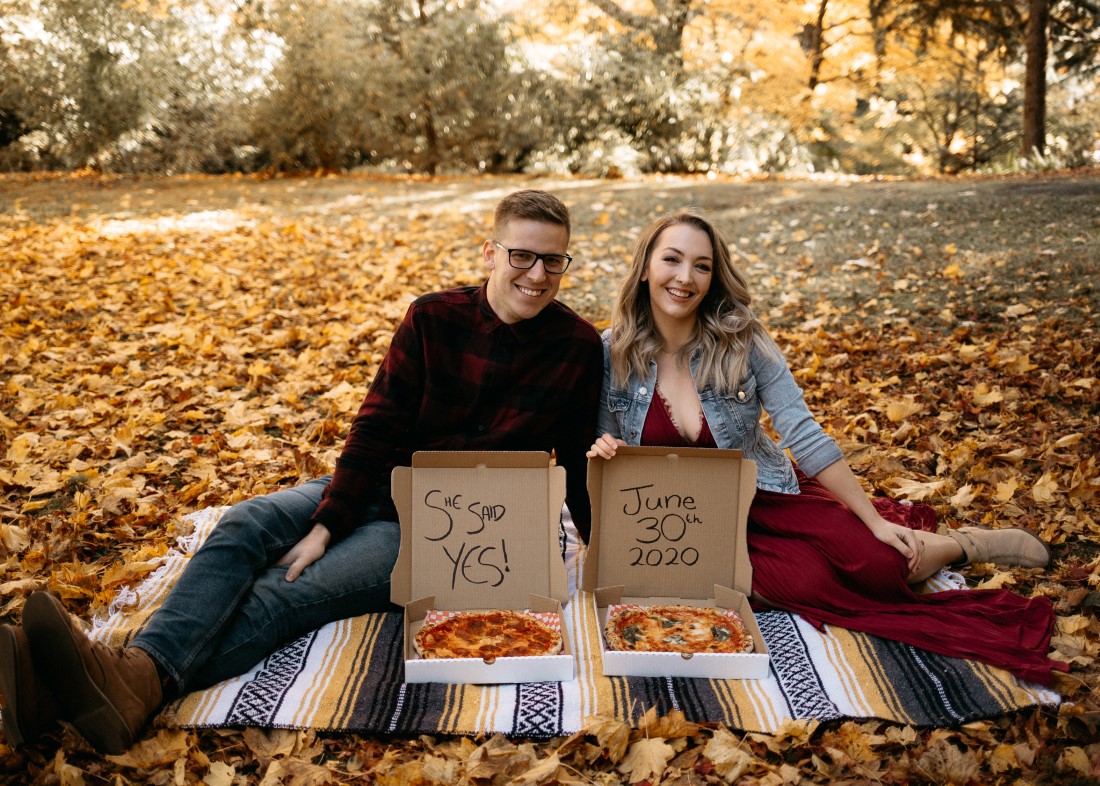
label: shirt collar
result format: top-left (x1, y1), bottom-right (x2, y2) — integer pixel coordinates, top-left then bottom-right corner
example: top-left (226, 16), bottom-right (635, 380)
top-left (476, 282), bottom-right (547, 342)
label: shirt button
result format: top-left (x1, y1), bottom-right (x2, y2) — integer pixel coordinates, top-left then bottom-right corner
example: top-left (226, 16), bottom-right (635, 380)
top-left (638, 387), bottom-right (647, 396)
top-left (630, 429), bottom-right (637, 437)
top-left (477, 425), bottom-right (485, 432)
top-left (738, 391), bottom-right (747, 401)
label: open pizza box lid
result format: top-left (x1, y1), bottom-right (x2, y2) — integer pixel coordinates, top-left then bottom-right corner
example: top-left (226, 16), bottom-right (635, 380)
top-left (583, 446), bottom-right (770, 679)
top-left (391, 451), bottom-right (573, 684)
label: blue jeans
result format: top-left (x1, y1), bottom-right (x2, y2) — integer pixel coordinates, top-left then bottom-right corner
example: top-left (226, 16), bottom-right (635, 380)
top-left (131, 477), bottom-right (400, 692)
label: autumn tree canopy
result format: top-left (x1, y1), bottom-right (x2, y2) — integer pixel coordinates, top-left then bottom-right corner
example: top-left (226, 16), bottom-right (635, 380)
top-left (0, 0), bottom-right (1097, 175)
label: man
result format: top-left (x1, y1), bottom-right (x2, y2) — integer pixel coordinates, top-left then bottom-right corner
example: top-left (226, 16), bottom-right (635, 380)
top-left (0, 190), bottom-right (602, 753)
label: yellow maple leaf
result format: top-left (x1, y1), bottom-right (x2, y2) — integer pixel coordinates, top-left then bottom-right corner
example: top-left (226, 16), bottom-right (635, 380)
top-left (204, 761), bottom-right (236, 786)
top-left (885, 399), bottom-right (923, 422)
top-left (242, 727), bottom-right (304, 763)
top-left (511, 753), bottom-right (563, 785)
top-left (1057, 747), bottom-right (1092, 776)
top-left (970, 383), bottom-right (1004, 407)
top-left (582, 715), bottom-right (631, 763)
top-left (703, 726), bottom-right (753, 782)
top-left (942, 262), bottom-right (963, 279)
top-left (105, 729), bottom-right (192, 768)
top-left (885, 725), bottom-right (918, 745)
top-left (994, 477), bottom-right (1019, 502)
top-left (986, 743), bottom-right (1019, 774)
top-left (976, 570), bottom-right (1016, 590)
top-left (617, 737), bottom-right (674, 784)
top-left (1032, 471), bottom-right (1059, 503)
top-left (949, 483), bottom-right (978, 509)
top-left (886, 477), bottom-right (945, 501)
top-left (51, 751), bottom-right (85, 786)
top-left (638, 707), bottom-right (700, 739)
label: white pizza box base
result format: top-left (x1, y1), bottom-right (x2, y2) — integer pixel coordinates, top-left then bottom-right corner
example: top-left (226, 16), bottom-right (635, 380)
top-left (584, 446), bottom-right (770, 680)
top-left (593, 586), bottom-right (769, 679)
top-left (392, 451), bottom-right (574, 685)
top-left (402, 594), bottom-right (573, 684)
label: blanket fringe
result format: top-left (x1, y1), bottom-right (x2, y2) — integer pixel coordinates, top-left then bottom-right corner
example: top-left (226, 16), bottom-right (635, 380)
top-left (92, 507), bottom-right (228, 636)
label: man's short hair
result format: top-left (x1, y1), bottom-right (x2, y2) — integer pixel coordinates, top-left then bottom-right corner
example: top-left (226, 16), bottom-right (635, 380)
top-left (494, 190), bottom-right (571, 239)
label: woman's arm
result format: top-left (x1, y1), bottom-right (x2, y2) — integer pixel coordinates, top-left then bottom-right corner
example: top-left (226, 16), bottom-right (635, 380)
top-left (814, 460), bottom-right (922, 572)
top-left (595, 334), bottom-right (621, 441)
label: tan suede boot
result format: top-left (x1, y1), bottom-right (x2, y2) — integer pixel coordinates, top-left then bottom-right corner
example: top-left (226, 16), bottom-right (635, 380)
top-left (946, 526), bottom-right (1051, 568)
top-left (22, 592), bottom-right (162, 755)
top-left (0, 624), bottom-right (61, 748)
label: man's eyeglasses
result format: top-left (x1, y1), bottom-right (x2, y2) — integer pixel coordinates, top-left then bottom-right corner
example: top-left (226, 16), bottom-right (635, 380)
top-left (492, 241), bottom-right (572, 275)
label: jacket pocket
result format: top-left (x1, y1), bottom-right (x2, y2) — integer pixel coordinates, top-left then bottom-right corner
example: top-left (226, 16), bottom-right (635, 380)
top-left (725, 373), bottom-right (757, 406)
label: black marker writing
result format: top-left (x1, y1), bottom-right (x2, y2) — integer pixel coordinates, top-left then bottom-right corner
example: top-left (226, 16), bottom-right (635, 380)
top-left (619, 484), bottom-right (696, 516)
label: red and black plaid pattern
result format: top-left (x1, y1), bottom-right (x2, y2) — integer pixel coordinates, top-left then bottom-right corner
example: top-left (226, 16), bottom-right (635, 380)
top-left (311, 285), bottom-right (603, 543)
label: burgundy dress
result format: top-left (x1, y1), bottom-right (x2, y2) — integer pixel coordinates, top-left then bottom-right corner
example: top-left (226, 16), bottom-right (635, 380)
top-left (642, 385), bottom-right (1066, 686)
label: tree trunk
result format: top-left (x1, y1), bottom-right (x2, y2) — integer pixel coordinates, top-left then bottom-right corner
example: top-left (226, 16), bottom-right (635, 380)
top-left (867, 0), bottom-right (889, 94)
top-left (805, 0), bottom-right (829, 92)
top-left (416, 0), bottom-right (438, 175)
top-left (589, 0), bottom-right (692, 72)
top-left (1022, 0), bottom-right (1049, 158)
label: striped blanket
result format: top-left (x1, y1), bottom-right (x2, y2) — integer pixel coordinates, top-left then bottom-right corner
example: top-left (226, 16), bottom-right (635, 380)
top-left (92, 507), bottom-right (1058, 736)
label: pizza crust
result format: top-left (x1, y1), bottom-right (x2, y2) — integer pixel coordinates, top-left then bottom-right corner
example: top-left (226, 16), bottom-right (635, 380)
top-left (414, 609), bottom-right (563, 660)
top-left (604, 604), bottom-right (754, 654)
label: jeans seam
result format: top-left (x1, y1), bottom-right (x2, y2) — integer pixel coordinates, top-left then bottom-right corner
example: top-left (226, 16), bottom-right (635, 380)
top-left (192, 577), bottom-right (395, 681)
top-left (137, 527), bottom-right (305, 691)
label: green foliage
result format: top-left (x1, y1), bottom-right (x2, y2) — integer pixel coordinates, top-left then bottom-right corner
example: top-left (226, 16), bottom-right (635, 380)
top-left (250, 1), bottom-right (374, 171)
top-left (0, 0), bottom-right (269, 172)
top-left (251, 0), bottom-right (542, 173)
top-left (0, 0), bottom-right (1097, 175)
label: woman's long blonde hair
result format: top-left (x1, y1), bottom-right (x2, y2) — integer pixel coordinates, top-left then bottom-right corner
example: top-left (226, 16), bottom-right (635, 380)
top-left (609, 210), bottom-right (774, 394)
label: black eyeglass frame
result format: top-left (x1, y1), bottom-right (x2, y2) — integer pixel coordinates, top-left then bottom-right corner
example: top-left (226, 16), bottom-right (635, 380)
top-left (492, 240), bottom-right (573, 275)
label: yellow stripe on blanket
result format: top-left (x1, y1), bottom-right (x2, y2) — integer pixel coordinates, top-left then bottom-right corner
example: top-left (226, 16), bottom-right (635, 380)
top-left (842, 625), bottom-right (913, 724)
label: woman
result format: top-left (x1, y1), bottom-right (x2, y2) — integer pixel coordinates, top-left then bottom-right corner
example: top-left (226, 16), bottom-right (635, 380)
top-left (588, 210), bottom-right (1067, 685)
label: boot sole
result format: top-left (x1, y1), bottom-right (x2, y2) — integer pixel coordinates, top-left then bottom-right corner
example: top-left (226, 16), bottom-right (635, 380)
top-left (23, 593), bottom-right (136, 755)
top-left (0, 627), bottom-right (27, 748)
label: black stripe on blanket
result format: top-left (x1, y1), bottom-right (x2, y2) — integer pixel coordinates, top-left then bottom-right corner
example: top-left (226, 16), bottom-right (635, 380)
top-left (226, 631), bottom-right (317, 726)
top-left (866, 635), bottom-right (1008, 726)
top-left (344, 613), bottom-right (410, 731)
top-left (513, 682), bottom-right (565, 738)
top-left (757, 611), bottom-right (842, 721)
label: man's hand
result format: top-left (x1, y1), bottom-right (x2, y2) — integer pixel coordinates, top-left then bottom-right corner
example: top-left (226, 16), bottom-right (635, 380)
top-left (277, 523), bottom-right (332, 582)
top-left (587, 433), bottom-right (627, 459)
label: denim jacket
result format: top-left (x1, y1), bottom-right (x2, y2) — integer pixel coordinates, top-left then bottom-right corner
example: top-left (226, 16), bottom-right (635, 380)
top-left (596, 329), bottom-right (844, 494)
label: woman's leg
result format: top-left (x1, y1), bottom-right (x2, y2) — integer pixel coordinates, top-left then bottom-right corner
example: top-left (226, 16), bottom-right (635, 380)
top-left (906, 531), bottom-right (965, 584)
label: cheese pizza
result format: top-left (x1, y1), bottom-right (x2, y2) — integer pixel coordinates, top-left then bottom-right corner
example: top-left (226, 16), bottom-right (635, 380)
top-left (604, 604), bottom-right (754, 654)
top-left (414, 609), bottom-right (563, 660)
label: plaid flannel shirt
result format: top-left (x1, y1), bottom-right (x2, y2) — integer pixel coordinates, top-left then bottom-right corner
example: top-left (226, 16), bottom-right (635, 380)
top-left (310, 285), bottom-right (603, 543)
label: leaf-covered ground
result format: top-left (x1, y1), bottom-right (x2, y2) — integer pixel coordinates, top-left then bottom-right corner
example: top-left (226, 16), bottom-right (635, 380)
top-left (1, 170), bottom-right (1098, 784)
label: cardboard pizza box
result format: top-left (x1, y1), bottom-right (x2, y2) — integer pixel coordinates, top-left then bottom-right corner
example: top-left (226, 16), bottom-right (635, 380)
top-left (583, 446), bottom-right (770, 679)
top-left (391, 451), bottom-right (574, 684)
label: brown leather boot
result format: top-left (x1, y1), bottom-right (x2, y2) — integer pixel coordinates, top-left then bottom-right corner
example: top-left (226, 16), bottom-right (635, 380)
top-left (0, 624), bottom-right (61, 747)
top-left (22, 592), bottom-right (162, 755)
top-left (946, 525), bottom-right (1051, 568)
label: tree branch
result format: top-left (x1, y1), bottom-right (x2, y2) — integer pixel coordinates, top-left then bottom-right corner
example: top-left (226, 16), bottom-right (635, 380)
top-left (588, 0), bottom-right (654, 34)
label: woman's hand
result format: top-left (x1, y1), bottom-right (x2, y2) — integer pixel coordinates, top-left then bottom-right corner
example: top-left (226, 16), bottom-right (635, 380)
top-left (276, 523), bottom-right (332, 581)
top-left (867, 517), bottom-right (923, 574)
top-left (587, 433), bottom-right (627, 459)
